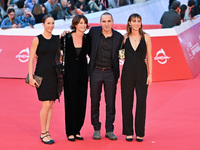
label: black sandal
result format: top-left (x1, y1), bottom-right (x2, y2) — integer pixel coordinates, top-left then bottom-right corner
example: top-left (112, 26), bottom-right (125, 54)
top-left (46, 131), bottom-right (55, 143)
top-left (40, 133), bottom-right (52, 144)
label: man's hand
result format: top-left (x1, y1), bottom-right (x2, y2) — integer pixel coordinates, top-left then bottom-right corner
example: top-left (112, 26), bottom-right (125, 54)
top-left (61, 30), bottom-right (70, 37)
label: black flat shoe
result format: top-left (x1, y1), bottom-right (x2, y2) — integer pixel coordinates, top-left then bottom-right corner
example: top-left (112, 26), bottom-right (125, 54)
top-left (68, 136), bottom-right (75, 141)
top-left (75, 135), bottom-right (84, 140)
top-left (126, 137), bottom-right (133, 142)
top-left (126, 136), bottom-right (133, 142)
top-left (136, 136), bottom-right (143, 142)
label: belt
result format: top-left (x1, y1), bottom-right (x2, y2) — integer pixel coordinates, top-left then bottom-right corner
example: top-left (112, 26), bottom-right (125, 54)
top-left (95, 66), bottom-right (112, 71)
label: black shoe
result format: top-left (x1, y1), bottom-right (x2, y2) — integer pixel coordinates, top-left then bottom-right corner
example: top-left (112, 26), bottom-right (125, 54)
top-left (40, 133), bottom-right (53, 144)
top-left (126, 136), bottom-right (133, 142)
top-left (136, 136), bottom-right (143, 142)
top-left (75, 135), bottom-right (84, 140)
top-left (68, 135), bottom-right (75, 141)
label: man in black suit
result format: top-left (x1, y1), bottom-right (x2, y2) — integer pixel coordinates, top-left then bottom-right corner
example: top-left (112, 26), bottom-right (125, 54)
top-left (88, 12), bottom-right (123, 140)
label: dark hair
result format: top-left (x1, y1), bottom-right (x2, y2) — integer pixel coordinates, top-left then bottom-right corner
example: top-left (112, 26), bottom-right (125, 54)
top-left (171, 1), bottom-right (180, 10)
top-left (70, 15), bottom-right (88, 30)
top-left (7, 8), bottom-right (15, 14)
top-left (188, 0), bottom-right (196, 7)
top-left (75, 1), bottom-right (83, 9)
top-left (16, 0), bottom-right (24, 9)
top-left (126, 13), bottom-right (145, 37)
top-left (68, 0), bottom-right (75, 10)
top-left (180, 4), bottom-right (187, 19)
top-left (42, 14), bottom-right (53, 23)
top-left (100, 12), bottom-right (113, 21)
top-left (41, 3), bottom-right (48, 14)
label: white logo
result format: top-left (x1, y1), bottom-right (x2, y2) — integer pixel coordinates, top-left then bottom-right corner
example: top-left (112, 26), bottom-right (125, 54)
top-left (154, 49), bottom-right (170, 64)
top-left (16, 48), bottom-right (30, 63)
top-left (186, 42), bottom-right (200, 59)
top-left (0, 49), bottom-right (2, 53)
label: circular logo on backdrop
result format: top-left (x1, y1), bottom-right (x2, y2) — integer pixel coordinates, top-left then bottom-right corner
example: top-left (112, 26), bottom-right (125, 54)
top-left (16, 48), bottom-right (30, 63)
top-left (154, 49), bottom-right (170, 64)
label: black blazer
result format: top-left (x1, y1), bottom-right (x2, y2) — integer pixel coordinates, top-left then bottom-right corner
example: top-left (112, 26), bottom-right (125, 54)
top-left (61, 32), bottom-right (90, 84)
top-left (88, 26), bottom-right (123, 83)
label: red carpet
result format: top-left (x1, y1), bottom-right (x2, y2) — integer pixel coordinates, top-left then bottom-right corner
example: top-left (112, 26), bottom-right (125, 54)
top-left (0, 74), bottom-right (200, 150)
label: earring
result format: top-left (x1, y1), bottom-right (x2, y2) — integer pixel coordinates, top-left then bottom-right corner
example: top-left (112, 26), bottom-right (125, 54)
top-left (129, 25), bottom-right (131, 28)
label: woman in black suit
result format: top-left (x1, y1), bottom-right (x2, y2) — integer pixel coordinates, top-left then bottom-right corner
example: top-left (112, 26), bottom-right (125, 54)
top-left (61, 15), bottom-right (90, 141)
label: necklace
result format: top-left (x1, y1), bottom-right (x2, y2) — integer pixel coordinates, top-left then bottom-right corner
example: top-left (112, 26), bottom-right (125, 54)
top-left (129, 36), bottom-right (141, 51)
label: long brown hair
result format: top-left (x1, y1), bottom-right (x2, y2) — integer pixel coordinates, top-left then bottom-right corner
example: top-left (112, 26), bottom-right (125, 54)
top-left (126, 13), bottom-right (145, 38)
top-left (33, 4), bottom-right (42, 15)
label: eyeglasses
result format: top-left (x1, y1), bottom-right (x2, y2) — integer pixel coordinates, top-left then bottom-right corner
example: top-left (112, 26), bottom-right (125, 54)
top-left (9, 13), bottom-right (15, 16)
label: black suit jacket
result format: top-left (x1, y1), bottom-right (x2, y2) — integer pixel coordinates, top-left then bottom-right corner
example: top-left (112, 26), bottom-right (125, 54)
top-left (88, 26), bottom-right (123, 83)
top-left (61, 32), bottom-right (90, 84)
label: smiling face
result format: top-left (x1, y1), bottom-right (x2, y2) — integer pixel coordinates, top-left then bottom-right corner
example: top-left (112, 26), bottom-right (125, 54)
top-left (75, 18), bottom-right (87, 32)
top-left (100, 14), bottom-right (113, 33)
top-left (42, 17), bottom-right (55, 33)
top-left (129, 17), bottom-right (142, 31)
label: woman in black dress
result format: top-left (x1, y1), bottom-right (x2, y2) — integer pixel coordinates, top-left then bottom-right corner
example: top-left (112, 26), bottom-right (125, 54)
top-left (61, 15), bottom-right (90, 141)
top-left (121, 13), bottom-right (152, 142)
top-left (28, 14), bottom-right (60, 144)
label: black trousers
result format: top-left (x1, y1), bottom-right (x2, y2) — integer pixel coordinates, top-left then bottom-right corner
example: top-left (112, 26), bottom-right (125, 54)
top-left (64, 81), bottom-right (87, 137)
top-left (121, 78), bottom-right (148, 137)
top-left (90, 68), bottom-right (116, 132)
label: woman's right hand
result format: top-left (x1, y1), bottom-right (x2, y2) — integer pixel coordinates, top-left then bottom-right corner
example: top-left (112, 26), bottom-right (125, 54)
top-left (29, 78), bottom-right (39, 87)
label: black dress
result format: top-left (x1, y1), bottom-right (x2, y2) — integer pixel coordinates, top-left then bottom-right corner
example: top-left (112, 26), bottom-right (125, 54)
top-left (121, 37), bottom-right (148, 137)
top-left (61, 32), bottom-right (90, 136)
top-left (34, 34), bottom-right (59, 101)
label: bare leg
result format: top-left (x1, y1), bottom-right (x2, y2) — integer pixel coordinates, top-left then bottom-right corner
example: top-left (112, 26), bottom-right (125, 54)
top-left (46, 100), bottom-right (54, 141)
top-left (40, 101), bottom-right (51, 142)
top-left (46, 100), bottom-right (54, 131)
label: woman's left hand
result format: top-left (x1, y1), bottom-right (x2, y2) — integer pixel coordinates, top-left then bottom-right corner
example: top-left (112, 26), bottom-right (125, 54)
top-left (146, 74), bottom-right (152, 86)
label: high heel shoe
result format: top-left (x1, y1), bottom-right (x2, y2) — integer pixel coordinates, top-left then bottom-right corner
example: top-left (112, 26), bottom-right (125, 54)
top-left (40, 133), bottom-right (53, 144)
top-left (46, 131), bottom-right (55, 143)
top-left (136, 136), bottom-right (143, 142)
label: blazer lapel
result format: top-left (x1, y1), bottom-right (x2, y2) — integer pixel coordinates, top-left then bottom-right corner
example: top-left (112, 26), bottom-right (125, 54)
top-left (112, 30), bottom-right (116, 59)
top-left (68, 33), bottom-right (78, 58)
top-left (78, 34), bottom-right (87, 57)
top-left (93, 27), bottom-right (102, 56)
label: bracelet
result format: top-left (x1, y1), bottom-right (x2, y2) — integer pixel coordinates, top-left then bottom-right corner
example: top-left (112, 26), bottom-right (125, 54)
top-left (149, 73), bottom-right (152, 75)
